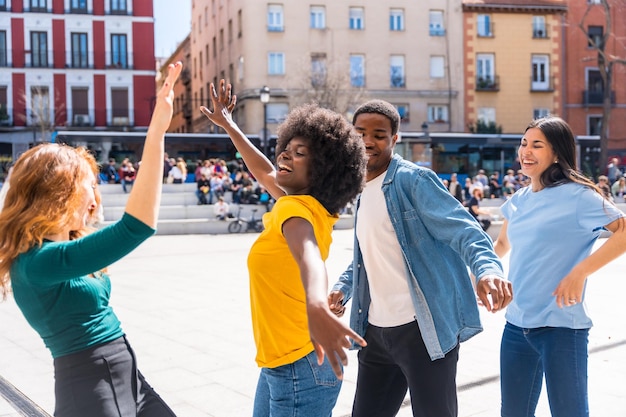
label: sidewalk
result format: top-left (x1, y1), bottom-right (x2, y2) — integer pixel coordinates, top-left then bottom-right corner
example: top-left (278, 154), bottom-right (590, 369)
top-left (1, 229), bottom-right (625, 416)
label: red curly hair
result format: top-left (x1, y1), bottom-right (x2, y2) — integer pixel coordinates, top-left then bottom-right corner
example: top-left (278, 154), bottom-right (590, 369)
top-left (0, 143), bottom-right (101, 298)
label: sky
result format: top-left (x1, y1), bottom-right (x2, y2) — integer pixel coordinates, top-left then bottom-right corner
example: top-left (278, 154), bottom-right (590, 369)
top-left (153, 0), bottom-right (192, 58)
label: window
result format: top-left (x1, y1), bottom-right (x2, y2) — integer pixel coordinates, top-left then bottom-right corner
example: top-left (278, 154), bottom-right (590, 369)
top-left (477, 107), bottom-right (496, 125)
top-left (219, 28), bottom-right (224, 50)
top-left (228, 20), bottom-right (233, 43)
top-left (212, 37), bottom-right (216, 57)
top-left (0, 86), bottom-right (8, 124)
top-left (30, 86), bottom-right (50, 125)
top-left (587, 26), bottom-right (603, 48)
top-left (311, 54), bottom-right (327, 87)
top-left (587, 0), bottom-right (601, 4)
top-left (395, 104), bottom-right (410, 123)
top-left (111, 34), bottom-right (127, 68)
top-left (310, 6), bottom-right (325, 29)
top-left (0, 31), bottom-right (6, 67)
top-left (531, 55), bottom-right (550, 90)
top-left (110, 0), bottom-right (127, 15)
top-left (390, 55), bottom-right (405, 88)
top-left (238, 56), bottom-right (244, 81)
top-left (349, 7), bottom-right (364, 30)
top-left (477, 14), bottom-right (493, 37)
top-left (429, 10), bottom-right (445, 36)
top-left (31, 32), bottom-right (48, 68)
top-left (390, 9), bottom-right (404, 31)
top-left (30, 0), bottom-right (47, 12)
top-left (532, 16), bottom-right (547, 38)
top-left (0, 0), bottom-right (6, 11)
top-left (428, 105), bottom-right (449, 123)
top-left (71, 0), bottom-right (88, 13)
top-left (268, 4), bottom-right (284, 32)
top-left (350, 54), bottom-right (365, 87)
top-left (111, 88), bottom-right (128, 119)
top-left (533, 108), bottom-right (550, 120)
top-left (71, 33), bottom-right (89, 68)
top-left (268, 52), bottom-right (285, 75)
top-left (238, 10), bottom-right (243, 37)
top-left (72, 88), bottom-right (89, 125)
top-left (476, 53), bottom-right (495, 88)
top-left (205, 44), bottom-right (209, 64)
top-left (588, 116), bottom-right (602, 135)
top-left (430, 56), bottom-right (445, 78)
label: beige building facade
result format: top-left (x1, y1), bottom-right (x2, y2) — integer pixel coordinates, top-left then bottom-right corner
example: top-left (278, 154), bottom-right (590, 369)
top-left (189, 0), bottom-right (466, 144)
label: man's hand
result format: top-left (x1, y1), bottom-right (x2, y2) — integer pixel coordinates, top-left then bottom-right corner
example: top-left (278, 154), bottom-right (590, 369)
top-left (476, 275), bottom-right (513, 312)
top-left (328, 290), bottom-right (346, 317)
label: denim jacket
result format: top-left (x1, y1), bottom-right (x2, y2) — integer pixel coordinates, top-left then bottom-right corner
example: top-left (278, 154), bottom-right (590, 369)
top-left (332, 154), bottom-right (504, 360)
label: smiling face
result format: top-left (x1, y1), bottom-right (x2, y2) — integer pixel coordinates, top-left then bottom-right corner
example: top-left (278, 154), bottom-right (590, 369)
top-left (518, 127), bottom-right (557, 191)
top-left (353, 112), bottom-right (398, 182)
top-left (275, 136), bottom-right (311, 195)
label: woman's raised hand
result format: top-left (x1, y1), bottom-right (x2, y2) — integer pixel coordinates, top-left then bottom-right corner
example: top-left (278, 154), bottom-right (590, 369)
top-left (151, 61), bottom-right (183, 133)
top-left (200, 79), bottom-right (237, 129)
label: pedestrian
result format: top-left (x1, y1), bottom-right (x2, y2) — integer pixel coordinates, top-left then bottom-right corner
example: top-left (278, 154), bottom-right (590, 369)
top-left (492, 116), bottom-right (626, 417)
top-left (606, 157), bottom-right (621, 184)
top-left (328, 99), bottom-right (512, 417)
top-left (0, 61), bottom-right (183, 417)
top-left (200, 80), bottom-right (367, 417)
top-left (468, 187), bottom-right (492, 231)
top-left (447, 172), bottom-right (464, 203)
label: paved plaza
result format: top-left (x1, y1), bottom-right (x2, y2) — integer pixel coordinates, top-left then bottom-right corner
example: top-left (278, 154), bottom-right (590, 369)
top-left (1, 228), bottom-right (625, 417)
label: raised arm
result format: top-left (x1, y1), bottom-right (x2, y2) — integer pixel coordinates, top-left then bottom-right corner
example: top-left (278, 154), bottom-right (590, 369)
top-left (200, 80), bottom-right (286, 200)
top-left (125, 62), bottom-right (182, 227)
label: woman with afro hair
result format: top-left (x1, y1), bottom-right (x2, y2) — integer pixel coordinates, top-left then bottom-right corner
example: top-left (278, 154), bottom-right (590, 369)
top-left (201, 80), bottom-right (367, 417)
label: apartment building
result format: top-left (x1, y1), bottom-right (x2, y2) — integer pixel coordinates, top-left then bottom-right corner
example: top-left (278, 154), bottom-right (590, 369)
top-left (158, 34), bottom-right (192, 134)
top-left (0, 0), bottom-right (156, 164)
top-left (563, 0), bottom-right (626, 157)
top-left (462, 0), bottom-right (567, 134)
top-left (189, 0), bottom-right (465, 144)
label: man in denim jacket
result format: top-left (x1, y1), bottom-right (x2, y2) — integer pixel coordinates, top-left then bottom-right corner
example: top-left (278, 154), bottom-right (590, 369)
top-left (329, 100), bottom-right (512, 417)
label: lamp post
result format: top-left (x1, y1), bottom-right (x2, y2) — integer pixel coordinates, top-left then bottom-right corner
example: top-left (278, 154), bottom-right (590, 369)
top-left (260, 86), bottom-right (271, 157)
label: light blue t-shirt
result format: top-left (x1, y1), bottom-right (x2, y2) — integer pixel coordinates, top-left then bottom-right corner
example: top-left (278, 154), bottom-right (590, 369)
top-left (501, 182), bottom-right (624, 329)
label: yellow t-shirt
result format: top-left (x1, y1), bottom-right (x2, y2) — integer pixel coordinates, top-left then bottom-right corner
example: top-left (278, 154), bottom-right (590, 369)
top-left (248, 195), bottom-right (338, 368)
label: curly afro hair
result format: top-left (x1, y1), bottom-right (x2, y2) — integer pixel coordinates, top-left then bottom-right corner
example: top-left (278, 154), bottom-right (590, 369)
top-left (275, 104), bottom-right (366, 214)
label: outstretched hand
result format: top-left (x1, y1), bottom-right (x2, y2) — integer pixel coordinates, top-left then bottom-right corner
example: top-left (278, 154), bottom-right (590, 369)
top-left (151, 61), bottom-right (183, 132)
top-left (200, 79), bottom-right (237, 130)
top-left (476, 275), bottom-right (513, 312)
top-left (307, 302), bottom-right (366, 379)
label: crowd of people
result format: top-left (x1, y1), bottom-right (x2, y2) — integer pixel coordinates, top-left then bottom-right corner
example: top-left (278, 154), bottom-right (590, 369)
top-left (0, 66), bottom-right (625, 417)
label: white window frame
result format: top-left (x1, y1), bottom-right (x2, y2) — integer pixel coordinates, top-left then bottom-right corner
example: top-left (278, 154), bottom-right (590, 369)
top-left (310, 6), bottom-right (325, 29)
top-left (349, 7), bottom-right (364, 30)
top-left (390, 55), bottom-right (405, 87)
top-left (533, 108), bottom-right (550, 120)
top-left (429, 10), bottom-right (445, 36)
top-left (531, 54), bottom-right (550, 90)
top-left (430, 56), bottom-right (445, 78)
top-left (428, 104), bottom-right (449, 123)
top-left (532, 16), bottom-right (546, 38)
top-left (394, 103), bottom-right (410, 123)
top-left (390, 9), bottom-right (404, 31)
top-left (350, 54), bottom-right (365, 87)
top-left (268, 52), bottom-right (285, 75)
top-left (476, 53), bottom-right (495, 81)
top-left (267, 4), bottom-right (284, 32)
top-left (477, 14), bottom-right (492, 37)
top-left (477, 107), bottom-right (496, 125)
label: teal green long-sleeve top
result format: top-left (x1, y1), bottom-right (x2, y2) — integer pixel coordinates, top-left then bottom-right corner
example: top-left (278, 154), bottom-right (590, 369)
top-left (10, 213), bottom-right (155, 358)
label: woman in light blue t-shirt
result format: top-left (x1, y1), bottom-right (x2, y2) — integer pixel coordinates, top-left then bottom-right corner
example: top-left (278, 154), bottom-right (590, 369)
top-left (493, 116), bottom-right (626, 417)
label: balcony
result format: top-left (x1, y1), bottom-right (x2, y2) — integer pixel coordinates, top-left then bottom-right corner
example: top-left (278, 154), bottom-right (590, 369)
top-left (429, 27), bottom-right (446, 36)
top-left (530, 75), bottom-right (555, 92)
top-left (582, 90), bottom-right (616, 106)
top-left (476, 75), bottom-right (499, 91)
top-left (532, 24), bottom-right (550, 39)
top-left (391, 75), bottom-right (406, 88)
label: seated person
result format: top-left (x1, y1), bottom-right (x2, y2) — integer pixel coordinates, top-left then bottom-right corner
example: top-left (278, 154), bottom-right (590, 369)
top-left (213, 196), bottom-right (230, 220)
top-left (196, 173), bottom-right (211, 205)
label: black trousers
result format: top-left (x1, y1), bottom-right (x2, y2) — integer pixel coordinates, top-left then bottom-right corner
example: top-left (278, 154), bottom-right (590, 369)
top-left (352, 321), bottom-right (459, 417)
top-left (53, 336), bottom-right (176, 417)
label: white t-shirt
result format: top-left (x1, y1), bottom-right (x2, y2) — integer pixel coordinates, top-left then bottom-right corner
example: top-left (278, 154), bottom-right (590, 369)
top-left (356, 171), bottom-right (415, 327)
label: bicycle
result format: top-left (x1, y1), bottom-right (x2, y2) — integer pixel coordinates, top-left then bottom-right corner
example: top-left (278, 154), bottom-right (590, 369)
top-left (228, 206), bottom-right (264, 233)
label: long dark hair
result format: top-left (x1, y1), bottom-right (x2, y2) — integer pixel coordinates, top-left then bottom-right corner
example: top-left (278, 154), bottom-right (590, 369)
top-left (527, 116), bottom-right (601, 195)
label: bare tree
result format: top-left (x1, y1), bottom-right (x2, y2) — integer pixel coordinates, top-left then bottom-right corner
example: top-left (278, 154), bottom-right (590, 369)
top-left (17, 85), bottom-right (66, 143)
top-left (289, 57), bottom-right (367, 118)
top-left (578, 0), bottom-right (626, 177)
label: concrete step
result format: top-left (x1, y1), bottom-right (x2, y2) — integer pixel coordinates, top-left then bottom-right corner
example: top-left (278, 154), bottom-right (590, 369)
top-left (101, 204), bottom-right (265, 222)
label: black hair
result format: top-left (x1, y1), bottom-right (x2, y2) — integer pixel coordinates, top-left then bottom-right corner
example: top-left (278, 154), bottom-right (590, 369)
top-left (352, 100), bottom-right (400, 135)
top-left (276, 104), bottom-right (366, 214)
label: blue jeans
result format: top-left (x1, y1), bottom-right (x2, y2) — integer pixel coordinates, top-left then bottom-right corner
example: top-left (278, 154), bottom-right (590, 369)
top-left (252, 350), bottom-right (341, 417)
top-left (500, 322), bottom-right (589, 417)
